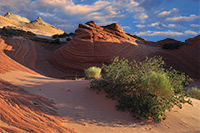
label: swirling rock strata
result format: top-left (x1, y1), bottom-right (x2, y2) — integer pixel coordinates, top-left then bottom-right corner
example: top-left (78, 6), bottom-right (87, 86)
top-left (52, 21), bottom-right (140, 70)
top-left (52, 21), bottom-right (199, 79)
top-left (0, 79), bottom-right (74, 132)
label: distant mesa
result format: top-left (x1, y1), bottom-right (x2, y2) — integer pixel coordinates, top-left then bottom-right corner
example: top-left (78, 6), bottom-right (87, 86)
top-left (0, 12), bottom-right (64, 36)
top-left (30, 16), bottom-right (46, 24)
top-left (4, 12), bottom-right (30, 23)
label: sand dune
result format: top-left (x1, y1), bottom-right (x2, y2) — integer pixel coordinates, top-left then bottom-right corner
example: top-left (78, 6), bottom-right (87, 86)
top-left (1, 70), bottom-right (200, 133)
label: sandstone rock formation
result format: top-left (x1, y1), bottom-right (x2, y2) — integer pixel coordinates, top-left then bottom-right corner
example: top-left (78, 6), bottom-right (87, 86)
top-left (52, 21), bottom-right (200, 79)
top-left (0, 20), bottom-right (199, 79)
top-left (52, 21), bottom-right (141, 71)
top-left (0, 79), bottom-right (74, 132)
top-left (4, 12), bottom-right (30, 23)
top-left (156, 38), bottom-right (183, 47)
top-left (0, 36), bottom-right (37, 74)
top-left (0, 12), bottom-right (64, 36)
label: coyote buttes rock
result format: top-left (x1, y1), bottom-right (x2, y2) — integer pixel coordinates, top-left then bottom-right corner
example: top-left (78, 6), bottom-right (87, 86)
top-left (52, 21), bottom-right (199, 79)
top-left (52, 21), bottom-right (140, 70)
top-left (0, 19), bottom-right (199, 79)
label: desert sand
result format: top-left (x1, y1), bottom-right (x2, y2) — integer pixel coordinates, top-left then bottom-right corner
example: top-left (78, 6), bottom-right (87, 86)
top-left (0, 15), bottom-right (200, 132)
top-left (1, 70), bottom-right (200, 133)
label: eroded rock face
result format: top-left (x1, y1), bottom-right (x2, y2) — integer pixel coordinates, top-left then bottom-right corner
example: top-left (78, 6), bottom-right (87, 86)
top-left (150, 35), bottom-right (200, 79)
top-left (52, 21), bottom-right (139, 70)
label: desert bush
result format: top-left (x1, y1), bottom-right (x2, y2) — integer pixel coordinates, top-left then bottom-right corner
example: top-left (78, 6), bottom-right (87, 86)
top-left (52, 34), bottom-right (59, 39)
top-left (51, 38), bottom-right (61, 44)
top-left (66, 38), bottom-right (71, 41)
top-left (90, 56), bottom-right (192, 122)
top-left (1, 29), bottom-right (19, 37)
top-left (52, 32), bottom-right (69, 39)
top-left (85, 66), bottom-right (102, 79)
top-left (187, 87), bottom-right (200, 100)
top-left (162, 42), bottom-right (183, 50)
top-left (69, 32), bottom-right (74, 36)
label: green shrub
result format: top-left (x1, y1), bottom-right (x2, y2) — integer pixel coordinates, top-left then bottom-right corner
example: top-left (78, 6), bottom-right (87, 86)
top-left (187, 87), bottom-right (200, 100)
top-left (52, 32), bottom-right (69, 38)
top-left (162, 42), bottom-right (183, 50)
top-left (90, 56), bottom-right (192, 122)
top-left (66, 38), bottom-right (71, 41)
top-left (52, 34), bottom-right (59, 39)
top-left (2, 29), bottom-right (19, 37)
top-left (85, 66), bottom-right (102, 79)
top-left (142, 71), bottom-right (173, 96)
top-left (51, 38), bottom-right (61, 44)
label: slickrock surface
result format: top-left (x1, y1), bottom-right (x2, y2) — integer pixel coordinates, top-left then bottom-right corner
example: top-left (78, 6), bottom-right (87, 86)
top-left (0, 36), bottom-right (37, 74)
top-left (0, 79), bottom-right (74, 133)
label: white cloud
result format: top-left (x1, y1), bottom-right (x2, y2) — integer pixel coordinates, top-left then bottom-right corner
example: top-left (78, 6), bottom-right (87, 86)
top-left (1, 0), bottom-right (140, 29)
top-left (184, 30), bottom-right (198, 35)
top-left (134, 13), bottom-right (148, 20)
top-left (38, 12), bottom-right (55, 17)
top-left (166, 14), bottom-right (199, 22)
top-left (158, 8), bottom-right (178, 17)
top-left (148, 22), bottom-right (184, 29)
top-left (148, 22), bottom-right (165, 29)
top-left (136, 30), bottom-right (198, 36)
top-left (109, 0), bottom-right (143, 13)
top-left (167, 24), bottom-right (176, 28)
top-left (136, 24), bottom-right (145, 28)
top-left (122, 26), bottom-right (131, 30)
top-left (190, 24), bottom-right (200, 28)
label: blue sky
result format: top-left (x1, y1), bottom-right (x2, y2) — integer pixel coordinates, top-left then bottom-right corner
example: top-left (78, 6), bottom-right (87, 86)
top-left (0, 0), bottom-right (199, 41)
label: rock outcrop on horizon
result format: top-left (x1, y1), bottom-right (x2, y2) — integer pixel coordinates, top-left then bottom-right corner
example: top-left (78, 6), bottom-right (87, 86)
top-left (0, 19), bottom-right (199, 79)
top-left (0, 12), bottom-right (64, 36)
top-left (52, 21), bottom-right (200, 79)
top-left (52, 21), bottom-right (144, 70)
top-left (4, 12), bottom-right (30, 23)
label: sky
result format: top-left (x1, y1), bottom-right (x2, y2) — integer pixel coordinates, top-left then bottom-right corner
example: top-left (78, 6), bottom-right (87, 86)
top-left (0, 0), bottom-right (199, 41)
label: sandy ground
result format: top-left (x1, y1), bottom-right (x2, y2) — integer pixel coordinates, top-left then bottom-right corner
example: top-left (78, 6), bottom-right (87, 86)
top-left (1, 70), bottom-right (200, 133)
